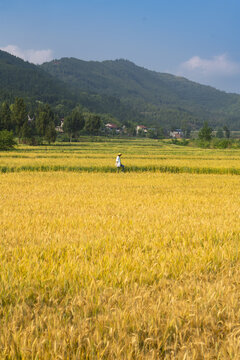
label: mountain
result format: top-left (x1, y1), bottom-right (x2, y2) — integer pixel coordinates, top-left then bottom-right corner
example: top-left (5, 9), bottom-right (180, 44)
top-left (41, 57), bottom-right (240, 129)
top-left (0, 50), bottom-right (141, 122)
top-left (1, 49), bottom-right (240, 129)
top-left (0, 50), bottom-right (72, 103)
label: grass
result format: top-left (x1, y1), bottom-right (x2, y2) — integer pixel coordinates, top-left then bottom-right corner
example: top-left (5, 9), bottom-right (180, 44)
top-left (1, 139), bottom-right (240, 358)
top-left (2, 164), bottom-right (240, 175)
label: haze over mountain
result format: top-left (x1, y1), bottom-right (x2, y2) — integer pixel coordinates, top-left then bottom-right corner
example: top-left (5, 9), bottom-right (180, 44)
top-left (1, 49), bottom-right (240, 129)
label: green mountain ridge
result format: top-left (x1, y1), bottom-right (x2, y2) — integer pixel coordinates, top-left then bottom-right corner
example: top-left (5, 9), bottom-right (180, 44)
top-left (0, 50), bottom-right (71, 103)
top-left (41, 57), bottom-right (240, 129)
top-left (0, 50), bottom-right (139, 123)
top-left (1, 49), bottom-right (240, 129)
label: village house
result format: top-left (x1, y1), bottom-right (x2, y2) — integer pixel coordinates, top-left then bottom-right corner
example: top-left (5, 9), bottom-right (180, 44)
top-left (136, 125), bottom-right (148, 134)
top-left (105, 123), bottom-right (121, 133)
top-left (169, 129), bottom-right (184, 139)
top-left (55, 119), bottom-right (64, 133)
top-left (28, 114), bottom-right (34, 123)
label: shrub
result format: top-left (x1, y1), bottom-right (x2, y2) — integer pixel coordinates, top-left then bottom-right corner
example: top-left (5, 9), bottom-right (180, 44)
top-left (198, 122), bottom-right (212, 141)
top-left (195, 139), bottom-right (211, 148)
top-left (212, 138), bottom-right (231, 149)
top-left (0, 130), bottom-right (16, 150)
top-left (171, 139), bottom-right (189, 146)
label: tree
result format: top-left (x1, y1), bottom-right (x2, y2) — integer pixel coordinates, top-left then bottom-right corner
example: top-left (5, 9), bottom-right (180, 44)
top-left (223, 125), bottom-right (230, 139)
top-left (36, 104), bottom-right (55, 141)
top-left (45, 121), bottom-right (57, 144)
top-left (181, 120), bottom-right (191, 138)
top-left (122, 121), bottom-right (136, 136)
top-left (0, 130), bottom-right (16, 150)
top-left (216, 128), bottom-right (224, 138)
top-left (63, 110), bottom-right (85, 141)
top-left (21, 120), bottom-right (33, 143)
top-left (84, 115), bottom-right (101, 135)
top-left (137, 128), bottom-right (146, 137)
top-left (198, 121), bottom-right (212, 141)
top-left (0, 102), bottom-right (12, 131)
top-left (11, 98), bottom-right (27, 140)
top-left (147, 129), bottom-right (157, 139)
top-left (156, 127), bottom-right (165, 139)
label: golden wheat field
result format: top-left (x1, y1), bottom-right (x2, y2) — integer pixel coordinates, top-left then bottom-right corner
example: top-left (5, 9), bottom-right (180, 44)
top-left (2, 139), bottom-right (240, 173)
top-left (1, 139), bottom-right (240, 359)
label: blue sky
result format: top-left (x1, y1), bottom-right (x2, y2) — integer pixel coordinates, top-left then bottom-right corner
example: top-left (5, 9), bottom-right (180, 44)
top-left (1, 0), bottom-right (240, 93)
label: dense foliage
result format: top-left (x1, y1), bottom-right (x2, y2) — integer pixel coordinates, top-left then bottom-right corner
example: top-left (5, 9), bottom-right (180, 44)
top-left (2, 49), bottom-right (240, 131)
top-left (0, 50), bottom-right (71, 104)
top-left (63, 109), bottom-right (85, 141)
top-left (198, 121), bottom-right (213, 141)
top-left (41, 57), bottom-right (240, 129)
top-left (0, 97), bottom-right (107, 144)
top-left (0, 130), bottom-right (16, 150)
top-left (0, 98), bottom-right (57, 144)
top-left (0, 50), bottom-right (143, 126)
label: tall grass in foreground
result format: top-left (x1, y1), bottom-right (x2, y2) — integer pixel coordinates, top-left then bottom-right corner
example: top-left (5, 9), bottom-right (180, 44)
top-left (1, 172), bottom-right (240, 359)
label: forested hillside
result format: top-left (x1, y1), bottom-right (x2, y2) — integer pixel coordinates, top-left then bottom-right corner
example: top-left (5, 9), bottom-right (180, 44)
top-left (1, 49), bottom-right (240, 129)
top-left (0, 50), bottom-right (72, 104)
top-left (41, 58), bottom-right (240, 129)
top-left (0, 50), bottom-right (140, 123)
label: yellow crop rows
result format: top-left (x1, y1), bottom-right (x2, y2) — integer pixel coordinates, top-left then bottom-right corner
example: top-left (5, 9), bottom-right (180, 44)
top-left (2, 140), bottom-right (240, 173)
top-left (1, 140), bottom-right (240, 358)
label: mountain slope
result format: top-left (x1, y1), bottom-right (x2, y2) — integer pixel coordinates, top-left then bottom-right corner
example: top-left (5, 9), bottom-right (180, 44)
top-left (1, 50), bottom-right (240, 129)
top-left (0, 50), bottom-right (72, 103)
top-left (41, 58), bottom-right (240, 128)
top-left (0, 50), bottom-right (140, 122)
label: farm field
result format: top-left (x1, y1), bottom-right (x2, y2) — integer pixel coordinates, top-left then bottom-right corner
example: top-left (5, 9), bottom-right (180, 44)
top-left (1, 139), bottom-right (240, 359)
top-left (2, 138), bottom-right (240, 174)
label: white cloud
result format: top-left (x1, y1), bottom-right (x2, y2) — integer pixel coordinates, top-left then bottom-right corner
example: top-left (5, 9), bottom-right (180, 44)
top-left (0, 44), bottom-right (53, 64)
top-left (179, 54), bottom-right (240, 77)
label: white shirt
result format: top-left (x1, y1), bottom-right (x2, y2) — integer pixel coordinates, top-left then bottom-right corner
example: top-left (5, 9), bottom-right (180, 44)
top-left (116, 155), bottom-right (121, 167)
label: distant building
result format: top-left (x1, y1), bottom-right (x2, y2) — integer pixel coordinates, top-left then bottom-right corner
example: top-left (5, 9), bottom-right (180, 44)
top-left (170, 129), bottom-right (183, 139)
top-left (136, 125), bottom-right (148, 134)
top-left (28, 114), bottom-right (34, 123)
top-left (105, 123), bottom-right (118, 130)
top-left (56, 118), bottom-right (64, 133)
top-left (105, 123), bottom-right (121, 134)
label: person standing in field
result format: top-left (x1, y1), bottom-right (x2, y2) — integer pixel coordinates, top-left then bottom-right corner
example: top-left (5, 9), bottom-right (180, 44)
top-left (116, 153), bottom-right (125, 172)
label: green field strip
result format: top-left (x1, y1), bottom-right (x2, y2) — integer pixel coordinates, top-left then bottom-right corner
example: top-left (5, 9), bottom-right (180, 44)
top-left (1, 164), bottom-right (240, 175)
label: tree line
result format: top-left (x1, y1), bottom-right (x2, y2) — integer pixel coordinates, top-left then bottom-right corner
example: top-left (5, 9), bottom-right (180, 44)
top-left (198, 121), bottom-right (230, 141)
top-left (0, 98), bottom-right (102, 146)
top-left (0, 97), bottom-right (233, 152)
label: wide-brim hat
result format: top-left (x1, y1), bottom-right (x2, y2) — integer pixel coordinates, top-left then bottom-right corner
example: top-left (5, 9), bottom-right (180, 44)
top-left (118, 153), bottom-right (122, 156)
